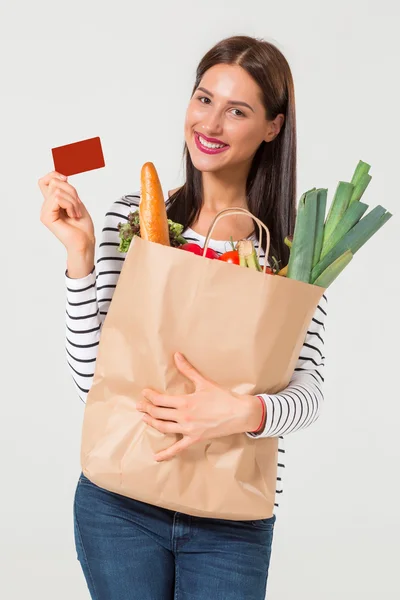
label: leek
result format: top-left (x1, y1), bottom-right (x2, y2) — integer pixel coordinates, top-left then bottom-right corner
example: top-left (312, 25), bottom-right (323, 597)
top-left (321, 182), bottom-right (354, 254)
top-left (319, 201), bottom-right (369, 260)
top-left (287, 189), bottom-right (318, 283)
top-left (312, 188), bottom-right (328, 269)
top-left (350, 160), bottom-right (371, 187)
top-left (313, 250), bottom-right (353, 288)
top-left (348, 172), bottom-right (372, 206)
top-left (311, 206), bottom-right (392, 283)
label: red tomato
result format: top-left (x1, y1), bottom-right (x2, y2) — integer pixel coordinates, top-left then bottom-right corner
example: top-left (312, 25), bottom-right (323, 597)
top-left (265, 266), bottom-right (274, 275)
top-left (219, 250), bottom-right (240, 265)
top-left (179, 243), bottom-right (219, 259)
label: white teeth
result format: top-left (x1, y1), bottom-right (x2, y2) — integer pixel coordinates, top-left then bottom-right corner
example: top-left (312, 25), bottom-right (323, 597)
top-left (198, 135), bottom-right (226, 149)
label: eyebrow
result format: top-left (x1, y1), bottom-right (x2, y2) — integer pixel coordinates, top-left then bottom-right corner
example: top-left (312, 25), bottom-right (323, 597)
top-left (196, 87), bottom-right (255, 113)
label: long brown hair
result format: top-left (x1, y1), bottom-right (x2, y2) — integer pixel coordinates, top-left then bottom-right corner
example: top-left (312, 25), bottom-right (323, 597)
top-left (167, 35), bottom-right (297, 267)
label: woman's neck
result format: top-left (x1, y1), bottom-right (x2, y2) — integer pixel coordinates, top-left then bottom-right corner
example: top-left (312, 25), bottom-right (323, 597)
top-left (189, 169), bottom-right (254, 241)
top-left (201, 170), bottom-right (248, 212)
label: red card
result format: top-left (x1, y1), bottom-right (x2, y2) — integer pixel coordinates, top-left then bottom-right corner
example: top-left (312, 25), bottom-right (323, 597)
top-left (51, 136), bottom-right (105, 176)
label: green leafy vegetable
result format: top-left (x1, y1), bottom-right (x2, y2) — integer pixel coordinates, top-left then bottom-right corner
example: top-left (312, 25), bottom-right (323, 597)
top-left (117, 209), bottom-right (186, 252)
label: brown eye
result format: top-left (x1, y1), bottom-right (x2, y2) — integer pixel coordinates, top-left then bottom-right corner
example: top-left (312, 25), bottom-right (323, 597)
top-left (231, 108), bottom-right (245, 117)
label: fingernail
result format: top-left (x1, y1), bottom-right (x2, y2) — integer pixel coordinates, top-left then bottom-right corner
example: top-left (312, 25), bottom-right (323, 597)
top-left (175, 352), bottom-right (184, 360)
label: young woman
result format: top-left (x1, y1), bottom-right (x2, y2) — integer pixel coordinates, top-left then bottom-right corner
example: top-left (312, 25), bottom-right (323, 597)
top-left (39, 35), bottom-right (327, 600)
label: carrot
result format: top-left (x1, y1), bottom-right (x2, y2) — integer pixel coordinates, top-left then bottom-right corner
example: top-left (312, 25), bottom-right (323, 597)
top-left (139, 162), bottom-right (170, 245)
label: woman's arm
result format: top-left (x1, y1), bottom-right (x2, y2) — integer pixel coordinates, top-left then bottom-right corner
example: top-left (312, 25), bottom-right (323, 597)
top-left (65, 194), bottom-right (140, 402)
top-left (246, 292), bottom-right (328, 438)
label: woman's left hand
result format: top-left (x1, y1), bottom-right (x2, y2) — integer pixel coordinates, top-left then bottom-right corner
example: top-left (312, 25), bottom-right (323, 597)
top-left (137, 352), bottom-right (262, 462)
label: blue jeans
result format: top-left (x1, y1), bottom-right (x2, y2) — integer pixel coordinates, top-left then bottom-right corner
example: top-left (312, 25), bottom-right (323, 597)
top-left (73, 472), bottom-right (276, 599)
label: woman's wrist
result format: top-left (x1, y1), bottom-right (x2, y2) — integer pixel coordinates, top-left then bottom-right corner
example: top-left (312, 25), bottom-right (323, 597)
top-left (66, 245), bottom-right (95, 279)
top-left (241, 394), bottom-right (266, 434)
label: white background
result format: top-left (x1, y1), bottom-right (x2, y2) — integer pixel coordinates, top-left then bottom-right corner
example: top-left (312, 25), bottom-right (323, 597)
top-left (0, 0), bottom-right (399, 598)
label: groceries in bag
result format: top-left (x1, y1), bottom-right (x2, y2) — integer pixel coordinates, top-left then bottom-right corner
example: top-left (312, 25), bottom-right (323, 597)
top-left (117, 160), bottom-right (393, 291)
top-left (118, 162), bottom-right (187, 252)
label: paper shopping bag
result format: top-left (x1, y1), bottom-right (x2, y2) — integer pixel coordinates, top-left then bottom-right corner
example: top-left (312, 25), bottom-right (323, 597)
top-left (80, 208), bottom-right (326, 520)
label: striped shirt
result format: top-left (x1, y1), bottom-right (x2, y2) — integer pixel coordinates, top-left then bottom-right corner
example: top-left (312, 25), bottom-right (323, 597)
top-left (65, 193), bottom-right (328, 509)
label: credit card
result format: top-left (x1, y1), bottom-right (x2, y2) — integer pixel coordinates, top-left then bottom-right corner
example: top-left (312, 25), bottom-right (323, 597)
top-left (51, 136), bottom-right (105, 176)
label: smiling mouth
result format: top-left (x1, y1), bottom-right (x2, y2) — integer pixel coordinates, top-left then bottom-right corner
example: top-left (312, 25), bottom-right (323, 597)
top-left (194, 132), bottom-right (230, 155)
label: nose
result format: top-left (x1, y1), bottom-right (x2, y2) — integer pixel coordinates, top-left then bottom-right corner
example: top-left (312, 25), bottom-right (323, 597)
top-left (200, 109), bottom-right (224, 137)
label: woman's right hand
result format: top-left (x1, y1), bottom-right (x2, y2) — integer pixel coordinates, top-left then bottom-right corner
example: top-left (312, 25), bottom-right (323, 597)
top-left (38, 171), bottom-right (95, 253)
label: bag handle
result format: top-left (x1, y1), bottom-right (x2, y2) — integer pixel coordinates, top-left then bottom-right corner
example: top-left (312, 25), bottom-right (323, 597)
top-left (202, 207), bottom-right (271, 274)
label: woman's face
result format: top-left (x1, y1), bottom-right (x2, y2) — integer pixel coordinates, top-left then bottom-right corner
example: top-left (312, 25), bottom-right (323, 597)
top-left (184, 64), bottom-right (281, 174)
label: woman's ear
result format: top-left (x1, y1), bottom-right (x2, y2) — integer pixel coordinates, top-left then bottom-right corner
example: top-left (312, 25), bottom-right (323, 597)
top-left (264, 114), bottom-right (285, 143)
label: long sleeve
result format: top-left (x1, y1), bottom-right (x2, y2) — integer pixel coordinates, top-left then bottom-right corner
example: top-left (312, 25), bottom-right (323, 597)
top-left (65, 194), bottom-right (140, 403)
top-left (246, 292), bottom-right (328, 439)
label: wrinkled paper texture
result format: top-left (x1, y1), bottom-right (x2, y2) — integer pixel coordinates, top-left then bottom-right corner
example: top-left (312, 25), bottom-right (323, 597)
top-left (80, 237), bottom-right (326, 520)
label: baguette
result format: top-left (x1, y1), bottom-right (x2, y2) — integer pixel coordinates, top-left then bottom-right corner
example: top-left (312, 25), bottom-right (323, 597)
top-left (139, 162), bottom-right (170, 246)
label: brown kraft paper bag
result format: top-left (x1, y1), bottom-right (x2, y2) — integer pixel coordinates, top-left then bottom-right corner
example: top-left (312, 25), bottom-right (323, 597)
top-left (80, 208), bottom-right (326, 520)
